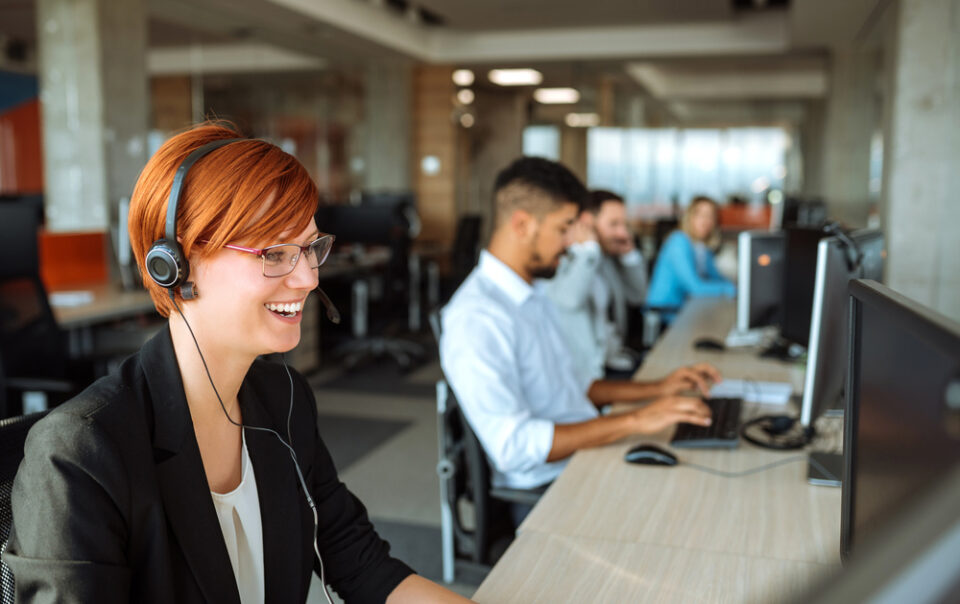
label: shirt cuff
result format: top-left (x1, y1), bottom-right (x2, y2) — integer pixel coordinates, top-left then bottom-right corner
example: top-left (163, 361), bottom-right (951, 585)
top-left (570, 240), bottom-right (601, 258)
top-left (619, 249), bottom-right (643, 266)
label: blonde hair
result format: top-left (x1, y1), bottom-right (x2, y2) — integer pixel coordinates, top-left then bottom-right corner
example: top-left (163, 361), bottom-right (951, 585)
top-left (681, 195), bottom-right (721, 250)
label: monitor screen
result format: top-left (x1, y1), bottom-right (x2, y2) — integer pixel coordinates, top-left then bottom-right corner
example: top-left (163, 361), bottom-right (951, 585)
top-left (736, 230), bottom-right (785, 332)
top-left (780, 226), bottom-right (825, 345)
top-left (841, 280), bottom-right (960, 559)
top-left (800, 230), bottom-right (885, 427)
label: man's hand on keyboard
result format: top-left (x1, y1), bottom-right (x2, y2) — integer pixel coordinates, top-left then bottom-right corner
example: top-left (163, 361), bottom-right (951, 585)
top-left (628, 396), bottom-right (713, 434)
top-left (658, 363), bottom-right (722, 397)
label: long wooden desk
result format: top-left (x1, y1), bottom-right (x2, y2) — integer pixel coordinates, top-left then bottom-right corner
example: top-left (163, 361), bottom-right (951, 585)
top-left (50, 283), bottom-right (156, 329)
top-left (474, 299), bottom-right (841, 603)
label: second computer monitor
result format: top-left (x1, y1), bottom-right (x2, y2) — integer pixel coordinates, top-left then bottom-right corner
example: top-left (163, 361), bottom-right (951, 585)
top-left (780, 226), bottom-right (826, 345)
top-left (841, 279), bottom-right (960, 560)
top-left (735, 230), bottom-right (785, 332)
top-left (799, 229), bottom-right (885, 427)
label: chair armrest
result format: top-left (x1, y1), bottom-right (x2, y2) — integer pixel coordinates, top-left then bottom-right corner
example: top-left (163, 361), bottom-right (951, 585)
top-left (489, 487), bottom-right (544, 507)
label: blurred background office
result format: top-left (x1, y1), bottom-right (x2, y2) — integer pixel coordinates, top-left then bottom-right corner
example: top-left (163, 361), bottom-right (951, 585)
top-left (1, 0), bottom-right (958, 599)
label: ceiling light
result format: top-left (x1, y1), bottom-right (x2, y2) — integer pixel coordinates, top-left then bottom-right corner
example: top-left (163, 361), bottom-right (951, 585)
top-left (457, 89), bottom-right (475, 105)
top-left (460, 113), bottom-right (475, 128)
top-left (488, 68), bottom-right (543, 86)
top-left (565, 112), bottom-right (600, 128)
top-left (452, 69), bottom-right (474, 87)
top-left (534, 87), bottom-right (580, 104)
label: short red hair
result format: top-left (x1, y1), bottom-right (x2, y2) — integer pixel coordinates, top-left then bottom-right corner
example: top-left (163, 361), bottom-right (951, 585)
top-left (129, 122), bottom-right (318, 317)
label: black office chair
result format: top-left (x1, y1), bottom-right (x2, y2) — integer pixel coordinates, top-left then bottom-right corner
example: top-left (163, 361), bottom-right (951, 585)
top-left (446, 214), bottom-right (482, 301)
top-left (0, 201), bottom-right (84, 418)
top-left (316, 201), bottom-right (426, 370)
top-left (0, 411), bottom-right (48, 603)
top-left (428, 310), bottom-right (542, 583)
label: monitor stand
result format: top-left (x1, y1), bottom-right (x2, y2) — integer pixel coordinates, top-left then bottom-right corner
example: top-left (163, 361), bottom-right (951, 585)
top-left (807, 451), bottom-right (843, 487)
top-left (759, 339), bottom-right (805, 362)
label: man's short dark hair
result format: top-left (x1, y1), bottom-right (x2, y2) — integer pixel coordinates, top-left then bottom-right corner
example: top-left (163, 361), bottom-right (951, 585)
top-left (493, 157), bottom-right (588, 225)
top-left (582, 189), bottom-right (625, 214)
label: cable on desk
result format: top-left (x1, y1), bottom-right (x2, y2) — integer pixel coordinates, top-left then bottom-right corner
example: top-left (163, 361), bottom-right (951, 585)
top-left (680, 454), bottom-right (808, 478)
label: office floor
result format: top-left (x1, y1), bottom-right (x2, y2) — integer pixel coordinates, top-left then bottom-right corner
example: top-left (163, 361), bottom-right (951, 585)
top-left (304, 352), bottom-right (483, 602)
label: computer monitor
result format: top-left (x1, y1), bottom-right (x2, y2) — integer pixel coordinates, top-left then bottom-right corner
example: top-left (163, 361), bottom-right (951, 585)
top-left (800, 229), bottom-right (885, 427)
top-left (314, 202), bottom-right (415, 246)
top-left (780, 226), bottom-right (826, 346)
top-left (841, 279), bottom-right (960, 560)
top-left (802, 463), bottom-right (960, 603)
top-left (735, 230), bottom-right (785, 333)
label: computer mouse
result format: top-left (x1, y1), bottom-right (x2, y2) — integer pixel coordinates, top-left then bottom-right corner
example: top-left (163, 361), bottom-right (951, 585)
top-left (694, 337), bottom-right (726, 351)
top-left (624, 444), bottom-right (678, 466)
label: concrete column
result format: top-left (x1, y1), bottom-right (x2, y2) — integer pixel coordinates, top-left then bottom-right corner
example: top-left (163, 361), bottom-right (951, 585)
top-left (881, 0), bottom-right (960, 321)
top-left (36, 0), bottom-right (149, 233)
top-left (799, 99), bottom-right (827, 197)
top-left (363, 61), bottom-right (412, 191)
top-left (819, 48), bottom-right (880, 227)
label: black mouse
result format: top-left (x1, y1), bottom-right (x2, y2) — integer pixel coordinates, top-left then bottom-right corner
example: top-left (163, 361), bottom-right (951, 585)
top-left (624, 444), bottom-right (678, 466)
top-left (694, 337), bottom-right (726, 351)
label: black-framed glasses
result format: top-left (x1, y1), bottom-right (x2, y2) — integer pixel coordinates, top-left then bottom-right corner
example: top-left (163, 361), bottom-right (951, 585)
top-left (203, 234), bottom-right (335, 277)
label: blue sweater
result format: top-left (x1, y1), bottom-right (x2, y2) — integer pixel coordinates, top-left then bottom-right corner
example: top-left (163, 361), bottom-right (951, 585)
top-left (646, 231), bottom-right (736, 309)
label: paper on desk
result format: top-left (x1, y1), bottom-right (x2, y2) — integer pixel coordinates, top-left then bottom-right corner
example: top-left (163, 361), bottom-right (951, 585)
top-left (709, 379), bottom-right (792, 405)
top-left (49, 290), bottom-right (95, 307)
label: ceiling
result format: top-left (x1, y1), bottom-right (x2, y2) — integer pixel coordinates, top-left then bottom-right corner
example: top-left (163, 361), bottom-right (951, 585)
top-left (0, 0), bottom-right (887, 126)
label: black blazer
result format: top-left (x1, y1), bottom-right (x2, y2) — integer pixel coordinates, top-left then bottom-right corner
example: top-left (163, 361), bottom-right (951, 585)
top-left (3, 327), bottom-right (413, 603)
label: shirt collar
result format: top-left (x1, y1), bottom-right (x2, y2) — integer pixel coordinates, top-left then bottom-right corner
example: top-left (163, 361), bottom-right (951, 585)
top-left (478, 250), bottom-right (534, 306)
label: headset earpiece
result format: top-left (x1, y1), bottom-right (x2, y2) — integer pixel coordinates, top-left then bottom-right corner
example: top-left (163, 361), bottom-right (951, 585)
top-left (145, 137), bottom-right (245, 299)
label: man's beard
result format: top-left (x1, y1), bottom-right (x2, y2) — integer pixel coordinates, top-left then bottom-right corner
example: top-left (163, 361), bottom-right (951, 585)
top-left (527, 249), bottom-right (560, 279)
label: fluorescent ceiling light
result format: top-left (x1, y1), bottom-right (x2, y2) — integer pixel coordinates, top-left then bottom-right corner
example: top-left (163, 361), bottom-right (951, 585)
top-left (534, 87), bottom-right (580, 104)
top-left (565, 112), bottom-right (600, 128)
top-left (488, 68), bottom-right (543, 86)
top-left (452, 69), bottom-right (475, 86)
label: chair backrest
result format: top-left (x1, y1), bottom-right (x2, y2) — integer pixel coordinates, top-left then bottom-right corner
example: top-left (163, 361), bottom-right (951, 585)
top-left (450, 215), bottom-right (482, 284)
top-left (436, 380), bottom-right (513, 565)
top-left (0, 411), bottom-right (48, 603)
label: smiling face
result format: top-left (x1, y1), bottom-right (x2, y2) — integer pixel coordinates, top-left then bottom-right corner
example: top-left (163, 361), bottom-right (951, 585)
top-left (594, 199), bottom-right (632, 255)
top-left (187, 215), bottom-right (320, 360)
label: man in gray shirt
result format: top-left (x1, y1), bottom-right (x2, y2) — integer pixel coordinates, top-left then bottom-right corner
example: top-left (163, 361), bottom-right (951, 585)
top-left (544, 190), bottom-right (647, 383)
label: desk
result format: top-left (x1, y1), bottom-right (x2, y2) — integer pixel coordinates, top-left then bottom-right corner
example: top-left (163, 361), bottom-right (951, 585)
top-left (50, 283), bottom-right (156, 329)
top-left (474, 299), bottom-right (841, 602)
top-left (49, 283), bottom-right (159, 359)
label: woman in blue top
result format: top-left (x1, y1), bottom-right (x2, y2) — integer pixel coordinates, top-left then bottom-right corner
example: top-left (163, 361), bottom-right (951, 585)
top-left (647, 196), bottom-right (735, 314)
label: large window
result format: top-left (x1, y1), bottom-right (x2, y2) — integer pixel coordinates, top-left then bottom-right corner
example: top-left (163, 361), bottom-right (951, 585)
top-left (586, 127), bottom-right (789, 206)
top-left (522, 125), bottom-right (561, 161)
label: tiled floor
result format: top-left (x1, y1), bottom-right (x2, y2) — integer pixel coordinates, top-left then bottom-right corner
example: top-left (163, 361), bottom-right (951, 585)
top-left (305, 358), bottom-right (483, 602)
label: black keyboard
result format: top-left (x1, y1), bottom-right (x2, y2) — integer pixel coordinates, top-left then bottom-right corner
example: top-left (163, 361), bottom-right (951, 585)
top-left (670, 397), bottom-right (742, 449)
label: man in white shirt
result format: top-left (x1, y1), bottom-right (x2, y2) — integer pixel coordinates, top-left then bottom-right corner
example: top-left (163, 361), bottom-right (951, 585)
top-left (440, 158), bottom-right (716, 515)
top-left (543, 189), bottom-right (648, 383)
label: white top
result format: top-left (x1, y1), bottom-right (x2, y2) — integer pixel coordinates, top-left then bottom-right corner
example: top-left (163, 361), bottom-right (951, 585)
top-left (440, 251), bottom-right (599, 489)
top-left (210, 431), bottom-right (265, 604)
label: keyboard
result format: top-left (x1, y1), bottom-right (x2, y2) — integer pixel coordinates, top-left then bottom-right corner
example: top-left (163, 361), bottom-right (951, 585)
top-left (670, 397), bottom-right (742, 449)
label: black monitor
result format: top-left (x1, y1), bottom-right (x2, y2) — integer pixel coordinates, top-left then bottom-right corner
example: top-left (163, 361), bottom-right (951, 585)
top-left (802, 463), bottom-right (960, 603)
top-left (780, 226), bottom-right (825, 345)
top-left (735, 230), bottom-right (785, 332)
top-left (800, 229), bottom-right (885, 428)
top-left (779, 196), bottom-right (827, 229)
top-left (841, 280), bottom-right (960, 560)
top-left (314, 202), bottom-right (415, 246)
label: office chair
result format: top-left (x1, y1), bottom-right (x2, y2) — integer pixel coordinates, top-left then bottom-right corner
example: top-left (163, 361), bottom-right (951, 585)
top-left (0, 201), bottom-right (84, 418)
top-left (316, 201), bottom-right (426, 370)
top-left (428, 310), bottom-right (542, 583)
top-left (0, 411), bottom-right (48, 603)
top-left (446, 214), bottom-right (482, 301)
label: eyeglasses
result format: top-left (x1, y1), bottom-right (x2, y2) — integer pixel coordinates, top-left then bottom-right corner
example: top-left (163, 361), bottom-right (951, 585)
top-left (201, 234), bottom-right (335, 278)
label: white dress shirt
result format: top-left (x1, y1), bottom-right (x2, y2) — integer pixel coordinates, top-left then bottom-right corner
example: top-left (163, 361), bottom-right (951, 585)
top-left (211, 431), bottom-right (265, 604)
top-left (440, 251), bottom-right (599, 489)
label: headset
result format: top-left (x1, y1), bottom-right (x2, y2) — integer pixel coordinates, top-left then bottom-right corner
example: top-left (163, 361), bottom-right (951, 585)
top-left (146, 137), bottom-right (336, 604)
top-left (823, 221), bottom-right (864, 274)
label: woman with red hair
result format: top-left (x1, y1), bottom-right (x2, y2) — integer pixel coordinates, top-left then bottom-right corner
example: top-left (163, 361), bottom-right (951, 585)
top-left (4, 123), bottom-right (470, 603)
